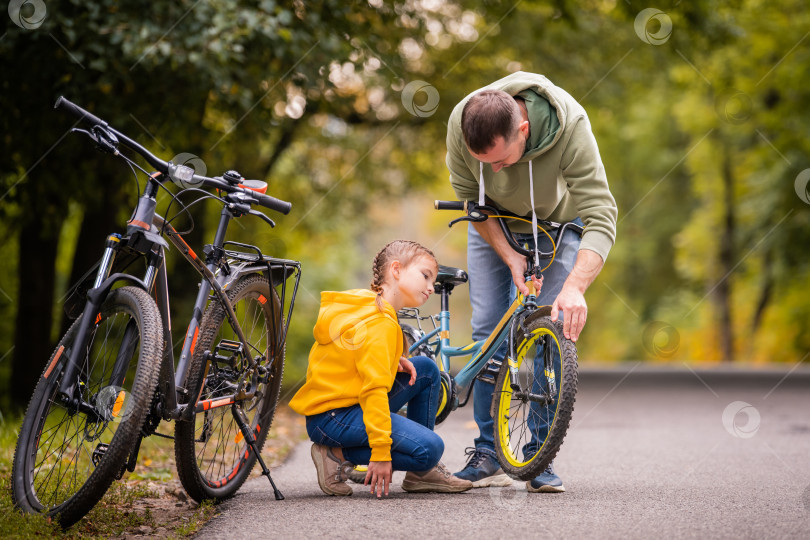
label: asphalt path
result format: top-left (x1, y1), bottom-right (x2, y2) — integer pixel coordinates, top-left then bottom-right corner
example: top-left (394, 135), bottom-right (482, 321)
top-left (197, 365), bottom-right (810, 539)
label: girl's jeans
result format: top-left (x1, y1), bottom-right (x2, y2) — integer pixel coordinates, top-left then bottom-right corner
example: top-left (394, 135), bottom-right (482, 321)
top-left (305, 355), bottom-right (443, 472)
top-left (467, 219), bottom-right (583, 455)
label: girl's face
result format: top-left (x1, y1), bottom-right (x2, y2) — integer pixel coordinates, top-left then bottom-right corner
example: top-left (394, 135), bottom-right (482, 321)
top-left (392, 255), bottom-right (437, 308)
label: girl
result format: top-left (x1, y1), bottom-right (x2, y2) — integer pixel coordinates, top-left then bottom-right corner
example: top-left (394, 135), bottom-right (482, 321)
top-left (290, 240), bottom-right (472, 497)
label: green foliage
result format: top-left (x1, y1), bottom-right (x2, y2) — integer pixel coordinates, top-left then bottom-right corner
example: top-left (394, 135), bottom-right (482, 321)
top-left (2, 0), bottom-right (808, 417)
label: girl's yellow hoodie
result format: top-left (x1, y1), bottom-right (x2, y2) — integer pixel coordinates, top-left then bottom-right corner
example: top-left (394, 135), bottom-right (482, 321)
top-left (289, 289), bottom-right (403, 461)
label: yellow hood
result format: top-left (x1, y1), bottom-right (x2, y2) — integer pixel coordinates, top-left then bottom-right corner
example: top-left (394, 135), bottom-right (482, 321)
top-left (313, 289), bottom-right (398, 346)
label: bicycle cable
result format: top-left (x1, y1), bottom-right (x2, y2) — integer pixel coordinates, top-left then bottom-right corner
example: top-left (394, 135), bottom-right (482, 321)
top-left (488, 214), bottom-right (557, 272)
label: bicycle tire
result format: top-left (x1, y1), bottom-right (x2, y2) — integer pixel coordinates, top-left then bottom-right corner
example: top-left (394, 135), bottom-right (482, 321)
top-left (11, 286), bottom-right (163, 528)
top-left (492, 314), bottom-right (578, 481)
top-left (174, 273), bottom-right (285, 502)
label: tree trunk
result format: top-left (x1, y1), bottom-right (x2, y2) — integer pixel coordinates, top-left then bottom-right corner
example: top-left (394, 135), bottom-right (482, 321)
top-left (11, 218), bottom-right (63, 409)
top-left (716, 145), bottom-right (736, 363)
top-left (751, 247), bottom-right (774, 334)
top-left (60, 177), bottom-right (123, 336)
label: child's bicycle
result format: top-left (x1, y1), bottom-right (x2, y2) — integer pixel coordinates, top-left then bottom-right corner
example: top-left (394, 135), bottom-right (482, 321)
top-left (350, 200), bottom-right (582, 483)
top-left (11, 97), bottom-right (300, 527)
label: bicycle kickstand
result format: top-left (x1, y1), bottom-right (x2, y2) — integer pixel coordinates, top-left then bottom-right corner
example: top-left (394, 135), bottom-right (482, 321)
top-left (231, 404), bottom-right (285, 500)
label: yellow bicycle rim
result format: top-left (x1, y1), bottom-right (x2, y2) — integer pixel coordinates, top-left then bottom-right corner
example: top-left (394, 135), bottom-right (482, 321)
top-left (497, 327), bottom-right (562, 467)
top-left (436, 378), bottom-right (449, 418)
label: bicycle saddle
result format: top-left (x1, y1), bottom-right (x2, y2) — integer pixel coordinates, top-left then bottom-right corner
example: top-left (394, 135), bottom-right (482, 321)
top-left (435, 265), bottom-right (468, 286)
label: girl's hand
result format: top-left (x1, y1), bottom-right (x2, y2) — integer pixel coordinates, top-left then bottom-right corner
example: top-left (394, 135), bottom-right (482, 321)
top-left (365, 460), bottom-right (393, 498)
top-left (397, 356), bottom-right (416, 386)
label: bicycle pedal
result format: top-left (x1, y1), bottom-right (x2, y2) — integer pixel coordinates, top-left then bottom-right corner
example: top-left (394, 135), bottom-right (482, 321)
top-left (475, 372), bottom-right (497, 384)
top-left (91, 443), bottom-right (109, 467)
top-left (216, 339), bottom-right (243, 354)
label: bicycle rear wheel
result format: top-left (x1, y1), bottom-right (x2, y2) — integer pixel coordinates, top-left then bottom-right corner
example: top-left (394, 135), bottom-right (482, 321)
top-left (492, 314), bottom-right (578, 481)
top-left (11, 286), bottom-right (162, 527)
top-left (174, 273), bottom-right (284, 502)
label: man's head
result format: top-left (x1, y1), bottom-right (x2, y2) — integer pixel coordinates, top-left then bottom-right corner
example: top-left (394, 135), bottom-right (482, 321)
top-left (461, 90), bottom-right (529, 173)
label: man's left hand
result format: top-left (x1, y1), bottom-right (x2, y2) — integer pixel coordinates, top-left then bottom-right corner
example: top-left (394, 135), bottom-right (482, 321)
top-left (551, 283), bottom-right (588, 342)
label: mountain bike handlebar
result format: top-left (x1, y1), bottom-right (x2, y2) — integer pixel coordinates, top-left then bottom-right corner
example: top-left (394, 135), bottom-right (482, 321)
top-left (54, 96), bottom-right (292, 215)
top-left (434, 199), bottom-right (584, 261)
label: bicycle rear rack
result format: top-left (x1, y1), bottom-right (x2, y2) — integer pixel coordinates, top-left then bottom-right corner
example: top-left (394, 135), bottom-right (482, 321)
top-left (222, 242), bottom-right (302, 363)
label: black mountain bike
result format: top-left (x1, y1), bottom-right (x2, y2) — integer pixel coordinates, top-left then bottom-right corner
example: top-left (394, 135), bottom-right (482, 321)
top-left (11, 98), bottom-right (300, 527)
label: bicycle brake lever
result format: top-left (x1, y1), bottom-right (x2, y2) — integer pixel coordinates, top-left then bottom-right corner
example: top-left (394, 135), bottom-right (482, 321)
top-left (448, 212), bottom-right (489, 228)
top-left (248, 209), bottom-right (275, 228)
top-left (91, 125), bottom-right (119, 154)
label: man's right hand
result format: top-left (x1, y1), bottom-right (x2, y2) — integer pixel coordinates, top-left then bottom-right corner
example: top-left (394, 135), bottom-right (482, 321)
top-left (504, 250), bottom-right (542, 297)
top-left (474, 219), bottom-right (542, 297)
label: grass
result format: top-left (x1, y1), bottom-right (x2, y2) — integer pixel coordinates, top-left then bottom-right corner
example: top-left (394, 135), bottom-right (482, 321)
top-left (0, 405), bottom-right (306, 538)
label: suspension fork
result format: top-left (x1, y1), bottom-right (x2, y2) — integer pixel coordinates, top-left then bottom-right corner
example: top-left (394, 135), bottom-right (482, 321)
top-left (57, 234), bottom-right (122, 404)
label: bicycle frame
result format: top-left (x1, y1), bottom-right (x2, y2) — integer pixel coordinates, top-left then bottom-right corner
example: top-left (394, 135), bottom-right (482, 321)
top-left (151, 206), bottom-right (301, 422)
top-left (57, 173), bottom-right (301, 424)
top-left (403, 281), bottom-right (542, 409)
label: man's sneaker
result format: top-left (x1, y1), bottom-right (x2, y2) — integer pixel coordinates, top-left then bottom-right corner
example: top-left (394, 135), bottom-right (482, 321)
top-left (526, 461), bottom-right (565, 493)
top-left (401, 462), bottom-right (473, 493)
top-left (454, 447), bottom-right (512, 488)
top-left (310, 443), bottom-right (354, 496)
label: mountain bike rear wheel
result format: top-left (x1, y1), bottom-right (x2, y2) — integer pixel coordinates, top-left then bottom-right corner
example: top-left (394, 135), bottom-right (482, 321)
top-left (174, 274), bottom-right (284, 502)
top-left (11, 286), bottom-right (162, 527)
top-left (492, 314), bottom-right (578, 481)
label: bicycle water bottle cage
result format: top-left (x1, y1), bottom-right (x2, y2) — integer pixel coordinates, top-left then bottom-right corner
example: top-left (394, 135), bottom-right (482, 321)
top-left (92, 125), bottom-right (119, 154)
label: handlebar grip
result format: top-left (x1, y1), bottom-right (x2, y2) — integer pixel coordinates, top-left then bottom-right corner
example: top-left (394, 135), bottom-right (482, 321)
top-left (54, 96), bottom-right (107, 127)
top-left (253, 192), bottom-right (292, 215)
top-left (434, 200), bottom-right (466, 211)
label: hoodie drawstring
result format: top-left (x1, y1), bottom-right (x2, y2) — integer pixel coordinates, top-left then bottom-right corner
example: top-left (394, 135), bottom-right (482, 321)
top-left (479, 159), bottom-right (541, 271)
top-left (528, 159), bottom-right (540, 269)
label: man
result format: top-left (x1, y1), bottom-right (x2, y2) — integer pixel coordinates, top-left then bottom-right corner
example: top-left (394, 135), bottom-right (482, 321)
top-left (445, 71), bottom-right (617, 492)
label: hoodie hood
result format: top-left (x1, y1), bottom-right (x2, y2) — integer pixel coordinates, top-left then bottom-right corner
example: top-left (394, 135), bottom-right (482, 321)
top-left (312, 289), bottom-right (397, 346)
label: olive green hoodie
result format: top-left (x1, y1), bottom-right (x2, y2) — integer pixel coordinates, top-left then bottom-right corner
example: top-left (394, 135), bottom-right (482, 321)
top-left (446, 71), bottom-right (617, 261)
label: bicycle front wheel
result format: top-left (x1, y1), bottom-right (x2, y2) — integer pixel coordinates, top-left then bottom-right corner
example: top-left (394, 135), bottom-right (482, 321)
top-left (174, 273), bottom-right (284, 502)
top-left (493, 314), bottom-right (578, 481)
top-left (11, 286), bottom-right (162, 527)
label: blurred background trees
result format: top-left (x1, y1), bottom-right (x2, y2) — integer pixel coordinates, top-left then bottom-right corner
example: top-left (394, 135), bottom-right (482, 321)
top-left (1, 0), bottom-right (808, 412)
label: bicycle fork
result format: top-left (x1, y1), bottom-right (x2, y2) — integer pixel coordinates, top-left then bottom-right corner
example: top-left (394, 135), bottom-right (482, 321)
top-left (506, 314), bottom-right (555, 406)
top-left (56, 234), bottom-right (123, 409)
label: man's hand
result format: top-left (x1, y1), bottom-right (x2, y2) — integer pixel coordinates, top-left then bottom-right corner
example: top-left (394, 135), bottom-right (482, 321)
top-left (504, 250), bottom-right (543, 297)
top-left (365, 460), bottom-right (393, 498)
top-left (551, 284), bottom-right (587, 341)
top-left (397, 356), bottom-right (416, 386)
top-left (551, 249), bottom-right (604, 342)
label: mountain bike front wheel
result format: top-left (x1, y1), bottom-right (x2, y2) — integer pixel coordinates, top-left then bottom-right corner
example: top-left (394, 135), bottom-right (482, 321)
top-left (11, 286), bottom-right (163, 528)
top-left (174, 273), bottom-right (285, 502)
top-left (492, 314), bottom-right (578, 481)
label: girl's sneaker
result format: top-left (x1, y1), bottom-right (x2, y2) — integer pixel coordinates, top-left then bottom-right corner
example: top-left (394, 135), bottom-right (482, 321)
top-left (310, 443), bottom-right (354, 496)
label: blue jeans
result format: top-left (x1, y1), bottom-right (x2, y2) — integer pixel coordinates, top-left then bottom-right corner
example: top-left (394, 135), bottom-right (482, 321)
top-left (305, 355), bottom-right (443, 472)
top-left (468, 219), bottom-right (582, 453)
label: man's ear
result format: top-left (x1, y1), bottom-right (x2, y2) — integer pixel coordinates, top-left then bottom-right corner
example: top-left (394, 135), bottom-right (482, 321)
top-left (519, 120), bottom-right (530, 138)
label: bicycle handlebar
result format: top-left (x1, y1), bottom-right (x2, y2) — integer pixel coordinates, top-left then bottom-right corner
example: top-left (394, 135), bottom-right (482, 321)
top-left (434, 199), bottom-right (584, 262)
top-left (54, 96), bottom-right (292, 215)
top-left (434, 200), bottom-right (466, 211)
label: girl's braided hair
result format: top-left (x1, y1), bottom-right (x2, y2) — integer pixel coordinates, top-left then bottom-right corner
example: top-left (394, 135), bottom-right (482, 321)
top-left (370, 240), bottom-right (437, 311)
